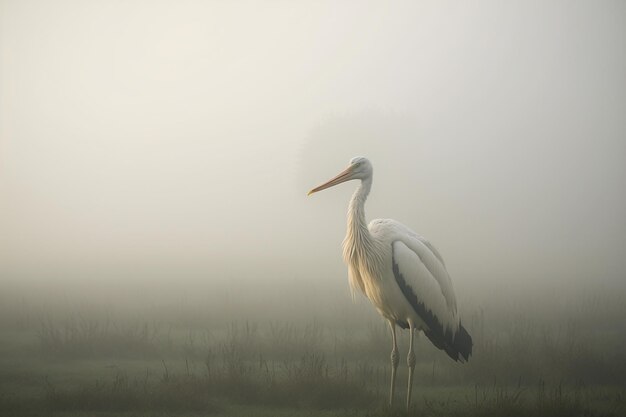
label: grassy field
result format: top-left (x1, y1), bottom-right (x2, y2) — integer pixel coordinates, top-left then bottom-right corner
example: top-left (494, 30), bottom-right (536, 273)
top-left (0, 282), bottom-right (625, 417)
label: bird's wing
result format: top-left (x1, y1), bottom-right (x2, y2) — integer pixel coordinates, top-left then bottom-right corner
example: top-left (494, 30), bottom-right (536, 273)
top-left (391, 239), bottom-right (459, 336)
top-left (416, 236), bottom-right (446, 267)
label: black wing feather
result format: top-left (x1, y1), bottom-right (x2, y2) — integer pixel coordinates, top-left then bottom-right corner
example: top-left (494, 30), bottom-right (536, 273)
top-left (391, 242), bottom-right (472, 362)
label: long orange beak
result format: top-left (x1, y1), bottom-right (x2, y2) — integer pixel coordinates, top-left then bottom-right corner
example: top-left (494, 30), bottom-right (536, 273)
top-left (308, 166), bottom-right (354, 196)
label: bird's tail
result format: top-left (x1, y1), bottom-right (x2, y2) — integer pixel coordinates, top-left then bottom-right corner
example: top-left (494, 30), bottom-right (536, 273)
top-left (425, 322), bottom-right (473, 362)
top-left (452, 323), bottom-right (473, 362)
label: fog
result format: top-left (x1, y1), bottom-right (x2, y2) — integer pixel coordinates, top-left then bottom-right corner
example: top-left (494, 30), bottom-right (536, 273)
top-left (0, 0), bottom-right (624, 314)
top-left (1, 1), bottom-right (625, 415)
top-left (2, 0), bottom-right (624, 308)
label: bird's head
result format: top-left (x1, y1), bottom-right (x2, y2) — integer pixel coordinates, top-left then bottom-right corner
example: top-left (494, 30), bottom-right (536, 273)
top-left (308, 156), bottom-right (373, 196)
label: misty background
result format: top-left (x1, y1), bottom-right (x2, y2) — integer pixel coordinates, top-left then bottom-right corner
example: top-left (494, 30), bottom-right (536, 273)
top-left (1, 0), bottom-right (625, 319)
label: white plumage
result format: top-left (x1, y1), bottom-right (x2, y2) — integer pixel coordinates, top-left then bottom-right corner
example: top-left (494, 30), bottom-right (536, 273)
top-left (309, 156), bottom-right (472, 410)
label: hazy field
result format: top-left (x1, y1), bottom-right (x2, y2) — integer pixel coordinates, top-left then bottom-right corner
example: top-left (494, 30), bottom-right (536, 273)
top-left (2, 0), bottom-right (625, 416)
top-left (1, 278), bottom-right (624, 417)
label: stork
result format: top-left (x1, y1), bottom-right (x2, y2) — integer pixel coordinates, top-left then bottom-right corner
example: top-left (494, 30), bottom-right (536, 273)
top-left (308, 156), bottom-right (472, 410)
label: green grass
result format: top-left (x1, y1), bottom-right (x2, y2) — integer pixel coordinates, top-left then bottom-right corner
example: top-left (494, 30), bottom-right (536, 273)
top-left (1, 288), bottom-right (625, 417)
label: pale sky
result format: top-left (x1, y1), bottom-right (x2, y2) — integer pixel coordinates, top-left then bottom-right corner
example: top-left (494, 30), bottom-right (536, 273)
top-left (1, 1), bottom-right (624, 296)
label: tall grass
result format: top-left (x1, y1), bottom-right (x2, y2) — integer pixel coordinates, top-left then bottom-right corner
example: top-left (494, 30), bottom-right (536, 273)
top-left (2, 284), bottom-right (625, 415)
top-left (32, 303), bottom-right (626, 386)
top-left (37, 315), bottom-right (160, 357)
top-left (45, 351), bottom-right (377, 412)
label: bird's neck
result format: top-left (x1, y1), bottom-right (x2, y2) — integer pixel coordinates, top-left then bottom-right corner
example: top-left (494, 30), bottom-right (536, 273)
top-left (344, 177), bottom-right (374, 260)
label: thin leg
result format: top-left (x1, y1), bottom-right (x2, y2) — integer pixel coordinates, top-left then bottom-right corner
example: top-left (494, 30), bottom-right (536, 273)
top-left (388, 320), bottom-right (399, 406)
top-left (406, 321), bottom-right (416, 411)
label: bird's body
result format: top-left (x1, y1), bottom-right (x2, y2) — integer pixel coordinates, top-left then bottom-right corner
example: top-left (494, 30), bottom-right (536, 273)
top-left (347, 218), bottom-right (456, 340)
top-left (309, 156), bottom-right (472, 410)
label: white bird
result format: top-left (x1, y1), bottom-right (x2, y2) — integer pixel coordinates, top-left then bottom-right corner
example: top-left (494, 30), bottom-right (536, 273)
top-left (308, 156), bottom-right (472, 410)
